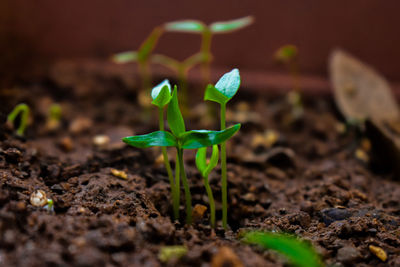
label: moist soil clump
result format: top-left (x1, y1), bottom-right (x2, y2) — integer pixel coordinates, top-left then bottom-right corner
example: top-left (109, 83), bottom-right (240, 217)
top-left (1, 67), bottom-right (399, 266)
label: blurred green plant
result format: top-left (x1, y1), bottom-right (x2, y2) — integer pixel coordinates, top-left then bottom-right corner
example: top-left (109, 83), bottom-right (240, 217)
top-left (242, 231), bottom-right (324, 267)
top-left (7, 103), bottom-right (30, 136)
top-left (46, 103), bottom-right (62, 131)
top-left (165, 16), bottom-right (253, 85)
top-left (112, 27), bottom-right (164, 107)
top-left (158, 245), bottom-right (187, 263)
top-left (204, 68), bottom-right (241, 229)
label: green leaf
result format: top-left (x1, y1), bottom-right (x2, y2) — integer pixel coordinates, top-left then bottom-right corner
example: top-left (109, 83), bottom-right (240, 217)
top-left (122, 131), bottom-right (177, 148)
top-left (214, 68), bottom-right (241, 101)
top-left (151, 79), bottom-right (172, 108)
top-left (204, 84), bottom-right (229, 104)
top-left (164, 20), bottom-right (206, 33)
top-left (181, 124), bottom-right (240, 149)
top-left (138, 27), bottom-right (163, 61)
top-left (242, 231), bottom-right (323, 267)
top-left (112, 51), bottom-right (138, 63)
top-left (167, 86), bottom-right (186, 136)
top-left (275, 45), bottom-right (298, 63)
top-left (196, 145), bottom-right (219, 177)
top-left (209, 16), bottom-right (254, 34)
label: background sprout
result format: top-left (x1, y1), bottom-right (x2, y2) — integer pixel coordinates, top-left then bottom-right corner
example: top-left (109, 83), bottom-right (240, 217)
top-left (7, 103), bottom-right (30, 136)
top-left (158, 245), bottom-right (187, 263)
top-left (164, 16), bottom-right (253, 85)
top-left (242, 231), bottom-right (324, 267)
top-left (204, 68), bottom-right (241, 230)
top-left (46, 103), bottom-right (62, 131)
top-left (151, 53), bottom-right (203, 113)
top-left (195, 145), bottom-right (219, 227)
top-left (274, 44), bottom-right (303, 119)
top-left (112, 27), bottom-right (164, 107)
top-left (123, 86), bottom-right (240, 224)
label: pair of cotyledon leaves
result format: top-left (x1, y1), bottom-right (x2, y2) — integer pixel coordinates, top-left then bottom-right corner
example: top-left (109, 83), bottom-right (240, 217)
top-left (122, 69), bottom-right (241, 150)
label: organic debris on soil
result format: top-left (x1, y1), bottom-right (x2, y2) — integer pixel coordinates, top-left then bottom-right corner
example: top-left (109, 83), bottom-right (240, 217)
top-left (0, 63), bottom-right (400, 266)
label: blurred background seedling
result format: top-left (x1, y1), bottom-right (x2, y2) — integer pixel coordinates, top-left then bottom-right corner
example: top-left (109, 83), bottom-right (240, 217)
top-left (46, 103), bottom-right (62, 132)
top-left (112, 27), bottom-right (164, 108)
top-left (7, 103), bottom-right (30, 136)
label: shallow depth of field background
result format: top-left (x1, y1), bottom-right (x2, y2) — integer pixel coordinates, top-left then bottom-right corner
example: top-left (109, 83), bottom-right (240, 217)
top-left (1, 0), bottom-right (400, 81)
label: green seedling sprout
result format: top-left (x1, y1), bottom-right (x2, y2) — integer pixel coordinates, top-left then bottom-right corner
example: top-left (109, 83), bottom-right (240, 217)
top-left (195, 145), bottom-right (219, 227)
top-left (46, 103), bottom-right (62, 131)
top-left (204, 68), bottom-right (241, 229)
top-left (150, 79), bottom-right (178, 219)
top-left (151, 53), bottom-right (203, 113)
top-left (158, 245), bottom-right (187, 263)
top-left (123, 85), bottom-right (241, 224)
top-left (242, 231), bottom-right (324, 267)
top-left (7, 103), bottom-right (30, 136)
top-left (112, 27), bottom-right (164, 107)
top-left (164, 16), bottom-right (253, 85)
top-left (274, 45), bottom-right (303, 119)
top-left (44, 198), bottom-right (54, 213)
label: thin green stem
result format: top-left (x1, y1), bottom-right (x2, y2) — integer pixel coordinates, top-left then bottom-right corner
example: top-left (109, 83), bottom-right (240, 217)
top-left (159, 108), bottom-right (178, 220)
top-left (220, 103), bottom-right (228, 229)
top-left (203, 174), bottom-right (215, 228)
top-left (200, 29), bottom-right (212, 85)
top-left (7, 103), bottom-right (29, 136)
top-left (174, 153), bottom-right (180, 220)
top-left (178, 148), bottom-right (192, 224)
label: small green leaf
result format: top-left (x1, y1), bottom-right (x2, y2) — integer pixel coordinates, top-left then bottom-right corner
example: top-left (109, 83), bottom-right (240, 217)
top-left (158, 246), bottom-right (187, 263)
top-left (275, 45), bottom-right (298, 63)
top-left (204, 84), bottom-right (229, 104)
top-left (112, 51), bottom-right (138, 63)
top-left (151, 79), bottom-right (172, 108)
top-left (138, 27), bottom-right (163, 61)
top-left (243, 231), bottom-right (323, 267)
top-left (122, 131), bottom-right (177, 148)
top-left (214, 69), bottom-right (241, 101)
top-left (164, 20), bottom-right (206, 33)
top-left (210, 16), bottom-right (254, 33)
top-left (167, 86), bottom-right (186, 136)
top-left (196, 145), bottom-right (219, 177)
top-left (181, 124), bottom-right (240, 149)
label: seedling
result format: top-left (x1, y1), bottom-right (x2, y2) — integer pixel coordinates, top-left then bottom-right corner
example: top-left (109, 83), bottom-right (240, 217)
top-left (112, 27), bottom-right (164, 107)
top-left (242, 231), bottom-right (324, 267)
top-left (275, 45), bottom-right (303, 120)
top-left (195, 145), bottom-right (219, 227)
top-left (44, 198), bottom-right (54, 213)
top-left (123, 85), bottom-right (240, 224)
top-left (204, 68), bottom-right (241, 229)
top-left (165, 16), bottom-right (253, 85)
top-left (151, 52), bottom-right (203, 113)
top-left (46, 103), bottom-right (62, 131)
top-left (7, 103), bottom-right (30, 136)
top-left (158, 245), bottom-right (187, 263)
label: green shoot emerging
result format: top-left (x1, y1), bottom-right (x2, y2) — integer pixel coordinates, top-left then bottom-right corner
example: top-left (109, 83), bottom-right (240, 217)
top-left (158, 245), bottom-right (187, 263)
top-left (195, 145), bottom-right (219, 227)
top-left (275, 45), bottom-right (303, 120)
top-left (151, 53), bottom-right (203, 113)
top-left (46, 103), bottom-right (62, 131)
top-left (242, 231), bottom-right (324, 267)
top-left (7, 103), bottom-right (30, 136)
top-left (165, 16), bottom-right (253, 85)
top-left (204, 68), bottom-right (241, 229)
top-left (123, 85), bottom-right (241, 224)
top-left (112, 27), bottom-right (164, 107)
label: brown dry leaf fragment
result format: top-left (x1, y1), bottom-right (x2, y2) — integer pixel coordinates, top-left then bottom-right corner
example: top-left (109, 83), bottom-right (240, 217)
top-left (110, 169), bottom-right (128, 180)
top-left (369, 245), bottom-right (387, 262)
top-left (211, 247), bottom-right (243, 267)
top-left (329, 49), bottom-right (399, 122)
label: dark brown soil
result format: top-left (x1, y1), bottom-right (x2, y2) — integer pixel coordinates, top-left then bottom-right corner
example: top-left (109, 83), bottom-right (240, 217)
top-left (1, 65), bottom-right (399, 267)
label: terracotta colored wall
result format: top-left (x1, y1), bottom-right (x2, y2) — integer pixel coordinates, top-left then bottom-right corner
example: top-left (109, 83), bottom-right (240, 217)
top-left (3, 0), bottom-right (400, 79)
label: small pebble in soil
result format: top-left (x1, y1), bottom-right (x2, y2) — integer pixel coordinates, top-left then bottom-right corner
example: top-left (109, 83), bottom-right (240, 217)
top-left (211, 246), bottom-right (243, 267)
top-left (368, 245), bottom-right (387, 262)
top-left (92, 135), bottom-right (110, 146)
top-left (30, 190), bottom-right (48, 207)
top-left (110, 169), bottom-right (128, 180)
top-left (336, 246), bottom-right (361, 264)
top-left (355, 148), bottom-right (369, 163)
top-left (192, 204), bottom-right (207, 223)
top-left (58, 136), bottom-right (74, 152)
top-left (321, 208), bottom-right (353, 226)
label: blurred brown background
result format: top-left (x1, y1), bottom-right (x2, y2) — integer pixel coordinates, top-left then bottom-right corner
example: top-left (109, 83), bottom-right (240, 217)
top-left (2, 0), bottom-right (400, 81)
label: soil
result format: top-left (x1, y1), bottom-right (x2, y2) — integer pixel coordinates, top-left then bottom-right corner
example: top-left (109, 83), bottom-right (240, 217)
top-left (1, 64), bottom-right (399, 267)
